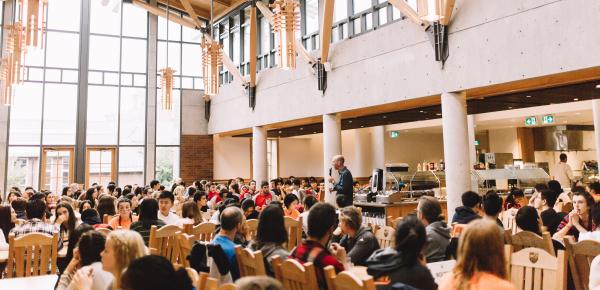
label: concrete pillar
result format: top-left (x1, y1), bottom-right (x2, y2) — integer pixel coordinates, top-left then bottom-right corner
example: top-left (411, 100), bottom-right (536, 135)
top-left (371, 126), bottom-right (386, 171)
top-left (441, 92), bottom-right (471, 220)
top-left (252, 126), bottom-right (268, 183)
top-left (145, 0), bottom-right (158, 184)
top-left (323, 113), bottom-right (342, 205)
top-left (593, 100), bottom-right (600, 164)
top-left (467, 115), bottom-right (476, 169)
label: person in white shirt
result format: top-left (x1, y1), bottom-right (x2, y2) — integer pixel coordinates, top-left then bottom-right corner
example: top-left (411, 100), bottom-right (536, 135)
top-left (551, 153), bottom-right (574, 189)
top-left (590, 255), bottom-right (600, 290)
top-left (299, 195), bottom-right (318, 234)
top-left (579, 203), bottom-right (600, 242)
top-left (157, 191), bottom-right (183, 226)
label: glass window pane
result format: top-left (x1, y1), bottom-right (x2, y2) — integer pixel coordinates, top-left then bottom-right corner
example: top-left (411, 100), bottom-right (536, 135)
top-left (156, 147), bottom-right (179, 188)
top-left (45, 32), bottom-right (80, 69)
top-left (366, 13), bottom-right (373, 30)
top-left (122, 4), bottom-right (148, 38)
top-left (63, 70), bottom-right (79, 83)
top-left (43, 84), bottom-right (77, 145)
top-left (121, 38), bottom-right (147, 73)
top-left (156, 90), bottom-right (180, 145)
top-left (90, 0), bottom-right (121, 35)
top-left (243, 28), bottom-right (250, 64)
top-left (43, 149), bottom-right (72, 193)
top-left (119, 147), bottom-right (145, 186)
top-left (28, 68), bottom-right (43, 81)
top-left (182, 26), bottom-right (201, 43)
top-left (157, 41), bottom-right (181, 75)
top-left (158, 17), bottom-right (182, 41)
top-left (9, 83), bottom-right (43, 145)
top-left (354, 0), bottom-right (371, 14)
top-left (181, 44), bottom-right (201, 76)
top-left (87, 86), bottom-right (119, 145)
top-left (48, 0), bottom-right (81, 31)
top-left (120, 87), bottom-right (146, 145)
top-left (260, 18), bottom-right (270, 55)
top-left (7, 147), bottom-right (40, 191)
top-left (379, 8), bottom-right (388, 25)
top-left (334, 0), bottom-right (348, 22)
top-left (232, 30), bottom-right (240, 65)
top-left (306, 0), bottom-right (319, 34)
top-left (89, 35), bottom-right (120, 71)
top-left (26, 44), bottom-right (45, 67)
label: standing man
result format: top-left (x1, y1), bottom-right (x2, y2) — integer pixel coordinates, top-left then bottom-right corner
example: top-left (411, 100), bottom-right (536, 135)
top-left (551, 153), bottom-right (574, 189)
top-left (329, 155), bottom-right (353, 208)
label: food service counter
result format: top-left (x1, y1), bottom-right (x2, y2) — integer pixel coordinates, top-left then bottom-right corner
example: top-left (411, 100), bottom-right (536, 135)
top-left (354, 200), bottom-right (448, 227)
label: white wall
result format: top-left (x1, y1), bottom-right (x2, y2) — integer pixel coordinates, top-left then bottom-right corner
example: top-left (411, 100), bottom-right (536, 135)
top-left (384, 132), bottom-right (445, 171)
top-left (279, 136), bottom-right (323, 177)
top-left (181, 89), bottom-right (207, 135)
top-left (488, 128), bottom-right (520, 158)
top-left (213, 135), bottom-right (251, 180)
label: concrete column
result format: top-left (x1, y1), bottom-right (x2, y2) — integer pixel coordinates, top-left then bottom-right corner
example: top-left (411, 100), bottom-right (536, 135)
top-left (371, 126), bottom-right (386, 171)
top-left (441, 92), bottom-right (471, 220)
top-left (467, 115), bottom-right (479, 192)
top-left (145, 0), bottom-right (158, 184)
top-left (593, 100), bottom-right (600, 164)
top-left (252, 126), bottom-right (268, 183)
top-left (323, 113), bottom-right (342, 205)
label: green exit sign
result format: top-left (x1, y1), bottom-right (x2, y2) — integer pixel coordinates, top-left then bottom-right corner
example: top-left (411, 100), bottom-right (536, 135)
top-left (542, 115), bottom-right (555, 124)
top-left (525, 116), bottom-right (537, 126)
top-left (474, 140), bottom-right (480, 146)
top-left (390, 131), bottom-right (399, 138)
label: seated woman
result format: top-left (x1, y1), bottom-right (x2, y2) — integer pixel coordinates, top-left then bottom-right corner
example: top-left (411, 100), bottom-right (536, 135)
top-left (108, 199), bottom-right (138, 230)
top-left (180, 201), bottom-right (203, 226)
top-left (80, 209), bottom-right (112, 231)
top-left (55, 202), bottom-right (82, 242)
top-left (73, 230), bottom-right (148, 290)
top-left (554, 191), bottom-right (596, 241)
top-left (515, 206), bottom-right (564, 253)
top-left (57, 231), bottom-right (111, 290)
top-left (130, 199), bottom-right (166, 245)
top-left (248, 204), bottom-right (289, 276)
top-left (97, 195), bottom-right (117, 222)
top-left (579, 203), bottom-right (600, 242)
top-left (439, 219), bottom-right (515, 290)
top-left (283, 194), bottom-right (300, 220)
top-left (241, 199), bottom-right (259, 220)
top-left (121, 255), bottom-right (193, 290)
top-left (366, 215), bottom-right (436, 290)
top-left (504, 189), bottom-right (525, 211)
top-left (60, 224), bottom-right (93, 273)
top-left (335, 206), bottom-right (378, 266)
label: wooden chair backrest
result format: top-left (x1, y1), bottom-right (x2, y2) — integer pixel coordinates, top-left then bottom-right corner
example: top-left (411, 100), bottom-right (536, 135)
top-left (510, 231), bottom-right (555, 256)
top-left (218, 284), bottom-right (238, 290)
top-left (324, 266), bottom-right (376, 290)
top-left (96, 227), bottom-right (112, 236)
top-left (197, 271), bottom-right (219, 290)
top-left (201, 211), bottom-right (213, 223)
top-left (502, 210), bottom-right (519, 235)
top-left (6, 232), bottom-right (59, 278)
top-left (284, 216), bottom-right (303, 251)
top-left (505, 245), bottom-right (567, 290)
top-left (271, 256), bottom-right (319, 290)
top-left (190, 222), bottom-right (217, 242)
top-left (148, 225), bottom-right (183, 263)
top-left (244, 219), bottom-right (259, 241)
top-left (374, 226), bottom-right (395, 248)
top-left (234, 245), bottom-right (267, 277)
top-left (177, 232), bottom-right (196, 268)
top-left (564, 236), bottom-right (600, 290)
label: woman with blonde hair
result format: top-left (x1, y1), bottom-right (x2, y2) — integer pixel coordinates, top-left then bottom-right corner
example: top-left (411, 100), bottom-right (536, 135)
top-left (73, 230), bottom-right (148, 290)
top-left (439, 219), bottom-right (515, 290)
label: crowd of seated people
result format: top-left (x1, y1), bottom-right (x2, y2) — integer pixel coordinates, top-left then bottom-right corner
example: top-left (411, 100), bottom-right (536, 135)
top-left (0, 177), bottom-right (598, 290)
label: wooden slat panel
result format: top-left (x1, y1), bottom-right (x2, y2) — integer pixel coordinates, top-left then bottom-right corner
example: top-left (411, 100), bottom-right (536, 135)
top-left (249, 6), bottom-right (257, 87)
top-left (524, 266), bottom-right (533, 290)
top-left (440, 0), bottom-right (455, 26)
top-left (532, 268), bottom-right (542, 290)
top-left (320, 0), bottom-right (334, 63)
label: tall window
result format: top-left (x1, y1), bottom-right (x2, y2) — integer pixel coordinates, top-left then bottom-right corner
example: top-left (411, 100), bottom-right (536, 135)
top-left (156, 10), bottom-right (202, 187)
top-left (87, 0), bottom-right (148, 187)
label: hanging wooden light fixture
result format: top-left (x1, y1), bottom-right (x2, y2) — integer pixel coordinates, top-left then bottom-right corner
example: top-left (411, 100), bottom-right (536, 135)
top-left (270, 0), bottom-right (300, 70)
top-left (1, 22), bottom-right (27, 106)
top-left (160, 0), bottom-right (175, 111)
top-left (19, 0), bottom-right (48, 50)
top-left (201, 39), bottom-right (221, 96)
top-left (417, 0), bottom-right (443, 22)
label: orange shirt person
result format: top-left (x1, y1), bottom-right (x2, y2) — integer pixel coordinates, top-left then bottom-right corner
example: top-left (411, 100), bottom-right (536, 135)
top-left (108, 199), bottom-right (138, 230)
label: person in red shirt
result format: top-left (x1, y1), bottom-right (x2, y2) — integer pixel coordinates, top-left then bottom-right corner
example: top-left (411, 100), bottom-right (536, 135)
top-left (253, 181), bottom-right (274, 210)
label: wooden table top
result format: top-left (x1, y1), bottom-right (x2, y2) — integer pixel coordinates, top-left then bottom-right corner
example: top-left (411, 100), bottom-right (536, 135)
top-left (0, 275), bottom-right (58, 290)
top-left (0, 246), bottom-right (67, 263)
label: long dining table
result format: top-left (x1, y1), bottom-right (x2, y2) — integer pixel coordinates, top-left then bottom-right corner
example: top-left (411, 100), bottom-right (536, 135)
top-left (0, 274), bottom-right (58, 289)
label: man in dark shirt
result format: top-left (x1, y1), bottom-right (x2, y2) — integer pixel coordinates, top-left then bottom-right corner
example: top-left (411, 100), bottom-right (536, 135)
top-left (533, 189), bottom-right (561, 236)
top-left (451, 191), bottom-right (482, 225)
top-left (329, 155), bottom-right (353, 208)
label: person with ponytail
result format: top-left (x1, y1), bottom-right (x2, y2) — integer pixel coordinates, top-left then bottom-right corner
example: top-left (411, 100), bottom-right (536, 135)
top-left (439, 219), bottom-right (514, 290)
top-left (108, 198), bottom-right (138, 230)
top-left (121, 255), bottom-right (193, 290)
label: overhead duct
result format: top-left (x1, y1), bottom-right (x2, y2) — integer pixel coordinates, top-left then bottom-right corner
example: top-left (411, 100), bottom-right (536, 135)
top-left (533, 125), bottom-right (593, 151)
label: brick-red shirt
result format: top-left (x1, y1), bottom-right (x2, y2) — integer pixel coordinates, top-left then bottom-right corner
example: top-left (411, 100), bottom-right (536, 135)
top-left (253, 192), bottom-right (273, 208)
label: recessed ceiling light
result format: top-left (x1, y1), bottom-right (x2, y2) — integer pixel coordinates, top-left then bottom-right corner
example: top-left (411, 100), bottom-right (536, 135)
top-left (313, 131), bottom-right (317, 134)
top-left (575, 112), bottom-right (581, 115)
top-left (596, 84), bottom-right (600, 89)
top-left (382, 116), bottom-right (387, 119)
top-left (348, 120), bottom-right (352, 123)
top-left (278, 130), bottom-right (282, 134)
top-left (436, 113), bottom-right (442, 116)
top-left (508, 106), bottom-right (513, 109)
top-left (360, 125), bottom-right (364, 128)
top-left (573, 98), bottom-right (579, 101)
top-left (419, 110), bottom-right (425, 113)
top-left (526, 95), bottom-right (532, 98)
top-left (300, 127), bottom-right (304, 130)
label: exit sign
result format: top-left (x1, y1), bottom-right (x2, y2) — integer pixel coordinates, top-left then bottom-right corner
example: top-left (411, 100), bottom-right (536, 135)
top-left (390, 131), bottom-right (399, 138)
top-left (525, 116), bottom-right (537, 126)
top-left (474, 140), bottom-right (480, 146)
top-left (542, 115), bottom-right (555, 124)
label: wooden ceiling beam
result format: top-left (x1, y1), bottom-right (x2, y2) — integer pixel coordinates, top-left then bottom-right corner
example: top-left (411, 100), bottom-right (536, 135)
top-left (249, 5), bottom-right (257, 87)
top-left (440, 0), bottom-right (455, 26)
top-left (154, 0), bottom-right (211, 21)
top-left (320, 0), bottom-right (334, 63)
top-left (179, 0), bottom-right (205, 28)
top-left (133, 0), bottom-right (198, 29)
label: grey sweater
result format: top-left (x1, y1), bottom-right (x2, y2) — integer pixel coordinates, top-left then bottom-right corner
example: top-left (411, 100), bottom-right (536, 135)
top-left (424, 220), bottom-right (451, 263)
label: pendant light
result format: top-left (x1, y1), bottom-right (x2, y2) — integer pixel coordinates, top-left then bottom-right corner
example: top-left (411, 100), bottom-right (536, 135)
top-left (160, 0), bottom-right (175, 111)
top-left (270, 0), bottom-right (299, 70)
top-left (20, 0), bottom-right (48, 50)
top-left (417, 0), bottom-right (443, 22)
top-left (201, 0), bottom-right (221, 97)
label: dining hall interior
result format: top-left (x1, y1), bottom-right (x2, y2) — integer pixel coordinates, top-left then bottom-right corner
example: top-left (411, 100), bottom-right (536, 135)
top-left (0, 0), bottom-right (599, 289)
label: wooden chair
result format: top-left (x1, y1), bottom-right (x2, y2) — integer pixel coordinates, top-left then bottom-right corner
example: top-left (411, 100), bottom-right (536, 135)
top-left (505, 245), bottom-right (567, 290)
top-left (450, 223), bottom-right (468, 237)
top-left (176, 232), bottom-right (196, 268)
top-left (271, 255), bottom-right (319, 290)
top-left (218, 283), bottom-right (238, 290)
top-left (197, 271), bottom-right (219, 290)
top-left (6, 232), bottom-right (59, 277)
top-left (244, 219), bottom-right (259, 241)
top-left (234, 245), bottom-right (266, 277)
top-left (148, 224), bottom-right (183, 264)
top-left (96, 227), bottom-right (112, 236)
top-left (510, 231), bottom-right (555, 256)
top-left (564, 236), bottom-right (600, 290)
top-left (284, 216), bottom-right (303, 251)
top-left (324, 266), bottom-right (376, 290)
top-left (202, 210), bottom-right (214, 223)
top-left (502, 210), bottom-right (519, 235)
top-left (374, 226), bottom-right (395, 248)
top-left (188, 222), bottom-right (217, 242)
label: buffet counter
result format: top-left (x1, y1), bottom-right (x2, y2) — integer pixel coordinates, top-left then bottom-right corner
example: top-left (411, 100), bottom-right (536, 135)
top-left (354, 200), bottom-right (448, 226)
